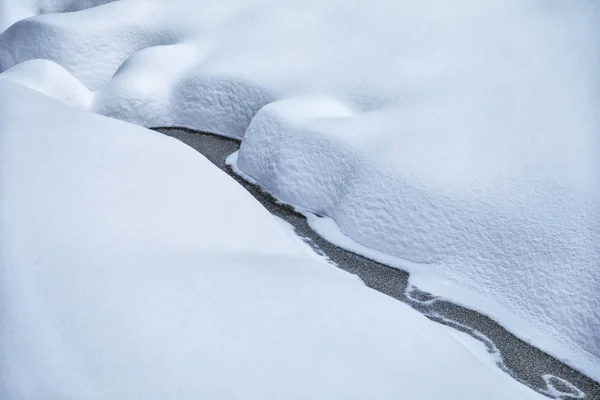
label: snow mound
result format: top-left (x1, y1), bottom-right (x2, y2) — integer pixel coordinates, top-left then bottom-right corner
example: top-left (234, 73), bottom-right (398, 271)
top-left (0, 0), bottom-right (184, 90)
top-left (0, 81), bottom-right (546, 399)
top-left (0, 58), bottom-right (92, 109)
top-left (238, 97), bottom-right (359, 214)
top-left (0, 0), bottom-right (117, 32)
top-left (237, 93), bottom-right (600, 379)
top-left (0, 0), bottom-right (598, 380)
top-left (93, 44), bottom-right (202, 127)
top-left (95, 47), bottom-right (276, 137)
top-left (167, 73), bottom-right (275, 138)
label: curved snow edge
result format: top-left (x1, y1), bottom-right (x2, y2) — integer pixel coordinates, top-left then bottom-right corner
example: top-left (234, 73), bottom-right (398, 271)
top-left (227, 149), bottom-right (600, 384)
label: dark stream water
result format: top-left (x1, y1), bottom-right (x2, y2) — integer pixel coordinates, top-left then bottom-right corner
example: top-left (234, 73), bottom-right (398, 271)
top-left (155, 127), bottom-right (600, 400)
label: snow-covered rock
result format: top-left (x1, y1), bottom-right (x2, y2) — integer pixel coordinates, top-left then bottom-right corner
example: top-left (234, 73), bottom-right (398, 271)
top-left (0, 81), bottom-right (547, 399)
top-left (0, 0), bottom-right (598, 380)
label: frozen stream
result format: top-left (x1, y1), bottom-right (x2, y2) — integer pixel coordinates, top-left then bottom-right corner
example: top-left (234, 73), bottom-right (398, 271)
top-left (156, 127), bottom-right (600, 400)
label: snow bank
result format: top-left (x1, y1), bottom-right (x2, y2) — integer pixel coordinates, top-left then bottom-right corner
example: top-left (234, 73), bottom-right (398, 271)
top-left (0, 0), bottom-right (117, 32)
top-left (0, 0), bottom-right (185, 90)
top-left (0, 0), bottom-right (598, 380)
top-left (237, 94), bottom-right (600, 378)
top-left (92, 43), bottom-right (201, 127)
top-left (0, 59), bottom-right (92, 109)
top-left (0, 81), bottom-right (547, 399)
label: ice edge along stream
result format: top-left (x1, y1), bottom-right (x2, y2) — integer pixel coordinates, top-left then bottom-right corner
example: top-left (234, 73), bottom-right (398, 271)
top-left (154, 127), bottom-right (600, 400)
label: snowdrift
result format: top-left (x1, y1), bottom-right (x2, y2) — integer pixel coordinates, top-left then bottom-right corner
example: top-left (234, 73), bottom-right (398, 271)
top-left (0, 0), bottom-right (598, 380)
top-left (0, 81), bottom-right (547, 399)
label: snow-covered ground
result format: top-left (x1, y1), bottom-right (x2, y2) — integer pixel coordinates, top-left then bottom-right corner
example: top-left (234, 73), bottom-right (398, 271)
top-left (0, 0), bottom-right (598, 383)
top-left (0, 81), bottom-right (548, 399)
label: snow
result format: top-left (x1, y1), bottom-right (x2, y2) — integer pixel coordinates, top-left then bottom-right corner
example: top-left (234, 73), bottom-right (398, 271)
top-left (0, 0), bottom-right (598, 381)
top-left (236, 93), bottom-right (600, 379)
top-left (0, 0), bottom-right (111, 32)
top-left (0, 81), bottom-right (548, 399)
top-left (0, 59), bottom-right (92, 109)
top-left (0, 0), bottom-right (184, 90)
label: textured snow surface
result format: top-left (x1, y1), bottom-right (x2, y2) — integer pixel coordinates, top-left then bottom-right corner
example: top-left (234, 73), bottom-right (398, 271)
top-left (0, 0), bottom-right (598, 380)
top-left (0, 81), bottom-right (548, 399)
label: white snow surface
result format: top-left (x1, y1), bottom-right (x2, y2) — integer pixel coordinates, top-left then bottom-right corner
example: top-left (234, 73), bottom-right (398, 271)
top-left (0, 0), bottom-right (598, 380)
top-left (0, 0), bottom-right (117, 34)
top-left (0, 59), bottom-right (92, 109)
top-left (0, 81), bottom-right (549, 399)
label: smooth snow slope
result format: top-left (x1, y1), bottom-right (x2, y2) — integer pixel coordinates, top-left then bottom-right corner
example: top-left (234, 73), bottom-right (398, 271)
top-left (0, 0), bottom-right (117, 32)
top-left (0, 81), bottom-right (547, 399)
top-left (0, 0), bottom-right (598, 380)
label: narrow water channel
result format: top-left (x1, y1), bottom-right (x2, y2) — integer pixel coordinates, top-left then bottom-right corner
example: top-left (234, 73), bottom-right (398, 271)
top-left (155, 127), bottom-right (600, 400)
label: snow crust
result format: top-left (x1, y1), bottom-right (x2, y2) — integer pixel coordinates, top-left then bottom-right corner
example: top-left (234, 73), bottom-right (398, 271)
top-left (0, 0), bottom-right (598, 380)
top-left (0, 81), bottom-right (547, 399)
